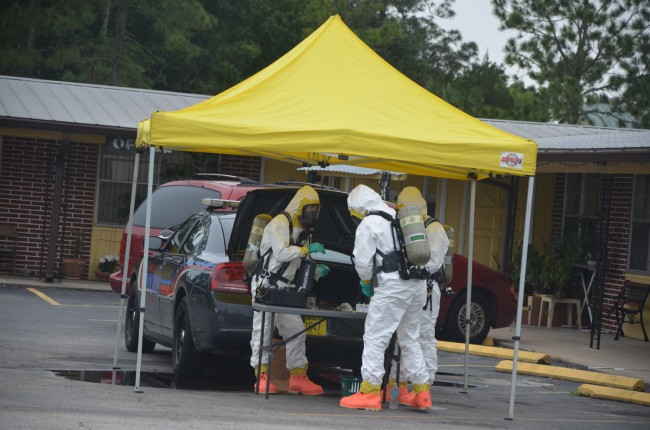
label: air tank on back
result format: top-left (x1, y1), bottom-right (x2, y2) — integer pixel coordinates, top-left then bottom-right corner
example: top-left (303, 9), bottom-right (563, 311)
top-left (242, 213), bottom-right (272, 272)
top-left (398, 205), bottom-right (431, 267)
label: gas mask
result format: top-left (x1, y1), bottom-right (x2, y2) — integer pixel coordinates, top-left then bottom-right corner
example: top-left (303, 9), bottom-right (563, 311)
top-left (298, 203), bottom-right (320, 231)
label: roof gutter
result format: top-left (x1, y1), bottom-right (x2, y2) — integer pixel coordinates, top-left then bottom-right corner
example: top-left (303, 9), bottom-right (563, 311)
top-left (0, 118), bottom-right (136, 139)
top-left (537, 149), bottom-right (650, 163)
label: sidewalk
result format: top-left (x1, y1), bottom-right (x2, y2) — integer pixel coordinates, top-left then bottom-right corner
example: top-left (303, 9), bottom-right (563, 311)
top-left (489, 323), bottom-right (650, 385)
top-left (2, 274), bottom-right (649, 388)
top-left (0, 274), bottom-right (114, 293)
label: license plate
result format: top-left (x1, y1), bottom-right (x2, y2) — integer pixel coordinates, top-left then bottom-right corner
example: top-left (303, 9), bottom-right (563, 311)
top-left (304, 316), bottom-right (327, 336)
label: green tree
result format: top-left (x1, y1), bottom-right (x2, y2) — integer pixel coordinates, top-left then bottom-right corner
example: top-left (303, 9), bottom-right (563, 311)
top-left (0, 0), bottom-right (216, 90)
top-left (441, 57), bottom-right (550, 121)
top-left (493, 0), bottom-right (650, 126)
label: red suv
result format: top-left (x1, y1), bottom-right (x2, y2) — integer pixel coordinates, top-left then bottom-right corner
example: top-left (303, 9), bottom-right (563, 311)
top-left (108, 174), bottom-right (261, 295)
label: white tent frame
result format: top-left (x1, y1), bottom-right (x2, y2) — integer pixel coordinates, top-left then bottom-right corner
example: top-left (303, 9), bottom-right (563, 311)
top-left (111, 147), bottom-right (535, 419)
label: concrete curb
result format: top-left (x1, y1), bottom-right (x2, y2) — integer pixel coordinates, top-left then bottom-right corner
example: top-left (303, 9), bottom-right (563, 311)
top-left (576, 384), bottom-right (650, 407)
top-left (495, 360), bottom-right (646, 391)
top-left (437, 340), bottom-right (551, 364)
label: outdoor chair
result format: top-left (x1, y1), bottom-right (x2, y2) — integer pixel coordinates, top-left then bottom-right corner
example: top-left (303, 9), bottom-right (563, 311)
top-left (0, 224), bottom-right (18, 275)
top-left (605, 280), bottom-right (649, 342)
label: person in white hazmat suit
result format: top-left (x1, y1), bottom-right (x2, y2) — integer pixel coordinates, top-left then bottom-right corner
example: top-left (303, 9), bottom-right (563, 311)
top-left (249, 185), bottom-right (329, 395)
top-left (340, 184), bottom-right (432, 411)
top-left (386, 186), bottom-right (450, 406)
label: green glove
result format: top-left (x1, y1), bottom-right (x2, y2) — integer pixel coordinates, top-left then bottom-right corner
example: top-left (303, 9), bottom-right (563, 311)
top-left (315, 263), bottom-right (330, 280)
top-left (360, 279), bottom-right (374, 297)
top-left (307, 242), bottom-right (325, 254)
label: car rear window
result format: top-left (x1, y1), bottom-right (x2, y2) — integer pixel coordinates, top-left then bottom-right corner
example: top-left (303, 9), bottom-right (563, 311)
top-left (132, 185), bottom-right (222, 229)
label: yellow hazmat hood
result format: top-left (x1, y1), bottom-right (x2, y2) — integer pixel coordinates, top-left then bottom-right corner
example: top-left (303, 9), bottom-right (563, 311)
top-left (137, 15), bottom-right (536, 180)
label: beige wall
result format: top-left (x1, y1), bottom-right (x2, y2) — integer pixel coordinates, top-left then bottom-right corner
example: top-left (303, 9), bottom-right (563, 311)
top-left (89, 226), bottom-right (122, 280)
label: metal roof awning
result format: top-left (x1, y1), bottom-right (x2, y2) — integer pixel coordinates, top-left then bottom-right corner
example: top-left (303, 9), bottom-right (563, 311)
top-left (297, 164), bottom-right (407, 180)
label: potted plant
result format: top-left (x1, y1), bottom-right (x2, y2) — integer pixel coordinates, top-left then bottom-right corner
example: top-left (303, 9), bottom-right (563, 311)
top-left (538, 235), bottom-right (583, 299)
top-left (96, 255), bottom-right (119, 281)
top-left (62, 230), bottom-right (86, 279)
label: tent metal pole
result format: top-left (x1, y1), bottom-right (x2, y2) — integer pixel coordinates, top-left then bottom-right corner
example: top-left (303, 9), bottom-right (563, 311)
top-left (135, 146), bottom-right (156, 393)
top-left (111, 151), bottom-right (140, 377)
top-left (459, 181), bottom-right (469, 255)
top-left (438, 178), bottom-right (448, 223)
top-left (507, 176), bottom-right (535, 420)
top-left (462, 178), bottom-right (476, 391)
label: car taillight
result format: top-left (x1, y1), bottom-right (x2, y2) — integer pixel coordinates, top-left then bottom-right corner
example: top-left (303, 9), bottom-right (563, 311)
top-left (210, 262), bottom-right (249, 293)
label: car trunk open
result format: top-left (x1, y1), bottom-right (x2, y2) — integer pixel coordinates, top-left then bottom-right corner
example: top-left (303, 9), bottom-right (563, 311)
top-left (228, 187), bottom-right (365, 309)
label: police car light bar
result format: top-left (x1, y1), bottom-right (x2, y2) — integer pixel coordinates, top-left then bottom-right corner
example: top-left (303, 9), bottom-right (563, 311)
top-left (201, 198), bottom-right (241, 208)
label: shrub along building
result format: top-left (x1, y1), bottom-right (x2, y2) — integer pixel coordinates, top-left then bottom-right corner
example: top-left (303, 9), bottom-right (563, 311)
top-left (1, 75), bottom-right (649, 340)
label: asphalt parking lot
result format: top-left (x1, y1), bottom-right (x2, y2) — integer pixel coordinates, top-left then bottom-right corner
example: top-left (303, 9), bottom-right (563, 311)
top-left (0, 284), bottom-right (648, 429)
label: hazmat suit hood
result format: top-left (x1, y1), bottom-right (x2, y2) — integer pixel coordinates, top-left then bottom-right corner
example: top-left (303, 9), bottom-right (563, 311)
top-left (284, 185), bottom-right (320, 229)
top-left (347, 184), bottom-right (394, 220)
top-left (397, 186), bottom-right (428, 217)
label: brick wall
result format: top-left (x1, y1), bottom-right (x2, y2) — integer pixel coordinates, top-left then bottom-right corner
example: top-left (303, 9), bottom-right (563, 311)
top-left (601, 174), bottom-right (633, 332)
top-left (550, 173), bottom-right (632, 333)
top-left (220, 155), bottom-right (262, 181)
top-left (0, 136), bottom-right (97, 277)
top-left (0, 137), bottom-right (264, 278)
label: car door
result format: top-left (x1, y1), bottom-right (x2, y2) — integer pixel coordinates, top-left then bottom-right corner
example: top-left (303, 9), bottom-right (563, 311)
top-left (159, 215), bottom-right (209, 338)
top-left (151, 215), bottom-right (200, 338)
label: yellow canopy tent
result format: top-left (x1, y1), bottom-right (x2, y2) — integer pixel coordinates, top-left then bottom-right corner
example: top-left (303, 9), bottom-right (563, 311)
top-left (128, 15), bottom-right (537, 419)
top-left (136, 15), bottom-right (536, 180)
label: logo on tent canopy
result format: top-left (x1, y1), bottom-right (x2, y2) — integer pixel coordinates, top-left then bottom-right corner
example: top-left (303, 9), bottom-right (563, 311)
top-left (500, 152), bottom-right (523, 169)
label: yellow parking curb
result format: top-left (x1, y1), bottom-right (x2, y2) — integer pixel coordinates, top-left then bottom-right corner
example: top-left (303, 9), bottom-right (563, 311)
top-left (577, 384), bottom-right (650, 407)
top-left (437, 341), bottom-right (551, 364)
top-left (496, 360), bottom-right (646, 391)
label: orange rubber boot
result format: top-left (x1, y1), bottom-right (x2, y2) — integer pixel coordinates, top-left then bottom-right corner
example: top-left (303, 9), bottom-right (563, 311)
top-left (398, 386), bottom-right (415, 406)
top-left (254, 372), bottom-right (277, 394)
top-left (411, 390), bottom-right (432, 410)
top-left (339, 392), bottom-right (382, 411)
top-left (288, 374), bottom-right (324, 395)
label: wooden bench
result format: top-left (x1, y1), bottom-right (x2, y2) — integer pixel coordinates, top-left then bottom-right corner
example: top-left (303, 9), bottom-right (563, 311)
top-left (606, 280), bottom-right (650, 342)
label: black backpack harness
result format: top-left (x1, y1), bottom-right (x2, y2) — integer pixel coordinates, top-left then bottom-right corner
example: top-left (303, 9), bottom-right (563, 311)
top-left (253, 211), bottom-right (307, 288)
top-left (366, 210), bottom-right (429, 281)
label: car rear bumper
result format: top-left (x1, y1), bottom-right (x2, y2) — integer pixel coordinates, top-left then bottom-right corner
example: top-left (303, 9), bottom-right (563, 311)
top-left (193, 297), bottom-right (364, 366)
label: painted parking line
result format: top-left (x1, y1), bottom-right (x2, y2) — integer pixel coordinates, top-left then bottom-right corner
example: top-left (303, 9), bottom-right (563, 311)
top-left (26, 288), bottom-right (115, 308)
top-left (27, 287), bottom-right (61, 306)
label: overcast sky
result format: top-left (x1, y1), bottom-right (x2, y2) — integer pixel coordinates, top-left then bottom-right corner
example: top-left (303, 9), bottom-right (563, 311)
top-left (443, 0), bottom-right (514, 64)
top-left (440, 0), bottom-right (528, 83)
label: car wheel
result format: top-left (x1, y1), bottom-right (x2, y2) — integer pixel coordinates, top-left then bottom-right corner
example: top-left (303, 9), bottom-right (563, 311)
top-left (172, 297), bottom-right (206, 377)
top-left (442, 292), bottom-right (492, 344)
top-left (124, 283), bottom-right (156, 353)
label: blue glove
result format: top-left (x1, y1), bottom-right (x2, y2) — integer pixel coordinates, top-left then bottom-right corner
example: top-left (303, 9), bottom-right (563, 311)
top-left (360, 279), bottom-right (374, 297)
top-left (307, 242), bottom-right (325, 254)
top-left (315, 263), bottom-right (330, 280)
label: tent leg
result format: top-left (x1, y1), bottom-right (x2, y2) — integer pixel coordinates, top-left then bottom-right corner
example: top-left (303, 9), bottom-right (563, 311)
top-left (462, 178), bottom-right (476, 392)
top-left (507, 176), bottom-right (535, 420)
top-left (111, 152), bottom-right (140, 372)
top-left (135, 146), bottom-right (156, 393)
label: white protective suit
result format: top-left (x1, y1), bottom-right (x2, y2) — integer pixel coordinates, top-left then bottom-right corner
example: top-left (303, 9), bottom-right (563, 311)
top-left (348, 184), bottom-right (429, 387)
top-left (392, 186), bottom-right (449, 384)
top-left (249, 186), bottom-right (319, 370)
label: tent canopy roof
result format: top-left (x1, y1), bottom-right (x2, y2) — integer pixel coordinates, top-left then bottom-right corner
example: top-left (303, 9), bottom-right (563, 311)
top-left (138, 15), bottom-right (537, 180)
